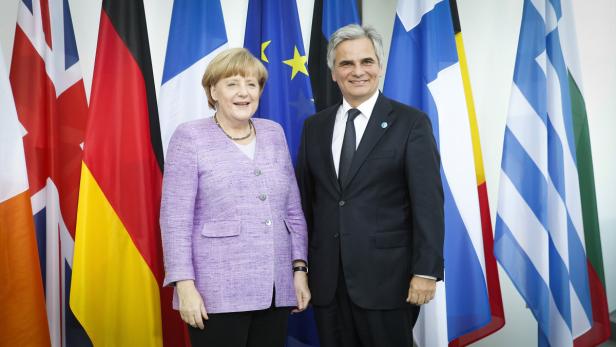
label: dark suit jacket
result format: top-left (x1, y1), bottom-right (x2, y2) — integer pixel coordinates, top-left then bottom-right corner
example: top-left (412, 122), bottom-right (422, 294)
top-left (296, 93), bottom-right (444, 310)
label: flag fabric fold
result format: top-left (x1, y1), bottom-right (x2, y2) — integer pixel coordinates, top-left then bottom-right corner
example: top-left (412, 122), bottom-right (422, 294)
top-left (243, 0), bottom-right (317, 345)
top-left (158, 0), bottom-right (228, 155)
top-left (384, 0), bottom-right (503, 345)
top-left (69, 0), bottom-right (187, 345)
top-left (8, 0), bottom-right (90, 345)
top-left (0, 45), bottom-right (51, 347)
top-left (308, 0), bottom-right (360, 111)
top-left (494, 0), bottom-right (610, 346)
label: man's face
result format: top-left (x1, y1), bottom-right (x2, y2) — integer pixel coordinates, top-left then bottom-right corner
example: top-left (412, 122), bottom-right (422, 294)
top-left (331, 37), bottom-right (382, 107)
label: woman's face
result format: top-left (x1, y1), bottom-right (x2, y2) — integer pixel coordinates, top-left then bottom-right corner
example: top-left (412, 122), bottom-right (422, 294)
top-left (211, 74), bottom-right (260, 124)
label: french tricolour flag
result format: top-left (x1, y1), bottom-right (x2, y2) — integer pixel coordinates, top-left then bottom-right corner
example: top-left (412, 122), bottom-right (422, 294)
top-left (9, 0), bottom-right (90, 345)
top-left (158, 0), bottom-right (228, 155)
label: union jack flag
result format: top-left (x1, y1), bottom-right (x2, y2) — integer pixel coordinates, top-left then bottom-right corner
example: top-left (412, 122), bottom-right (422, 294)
top-left (9, 0), bottom-right (90, 345)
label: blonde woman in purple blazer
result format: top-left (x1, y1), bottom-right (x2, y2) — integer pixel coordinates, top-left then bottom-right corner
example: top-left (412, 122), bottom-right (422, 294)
top-left (160, 48), bottom-right (310, 347)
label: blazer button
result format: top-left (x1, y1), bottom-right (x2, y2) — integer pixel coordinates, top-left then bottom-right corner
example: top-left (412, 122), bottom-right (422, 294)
top-left (338, 200), bottom-right (345, 207)
top-left (254, 168), bottom-right (262, 176)
top-left (265, 219), bottom-right (272, 226)
top-left (333, 233), bottom-right (340, 238)
top-left (258, 193), bottom-right (267, 201)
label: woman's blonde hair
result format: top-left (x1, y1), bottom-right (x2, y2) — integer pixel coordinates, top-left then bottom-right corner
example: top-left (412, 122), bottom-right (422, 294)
top-left (202, 48), bottom-right (268, 109)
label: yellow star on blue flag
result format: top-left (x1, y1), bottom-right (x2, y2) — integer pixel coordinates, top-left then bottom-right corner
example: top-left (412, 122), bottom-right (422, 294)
top-left (261, 40), bottom-right (271, 62)
top-left (244, 0), bottom-right (315, 164)
top-left (283, 46), bottom-right (309, 79)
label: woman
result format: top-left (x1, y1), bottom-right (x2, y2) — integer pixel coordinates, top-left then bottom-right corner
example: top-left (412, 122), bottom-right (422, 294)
top-left (160, 48), bottom-right (310, 347)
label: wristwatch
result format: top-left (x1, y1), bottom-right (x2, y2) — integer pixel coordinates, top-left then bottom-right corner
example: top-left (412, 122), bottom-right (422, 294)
top-left (293, 265), bottom-right (308, 273)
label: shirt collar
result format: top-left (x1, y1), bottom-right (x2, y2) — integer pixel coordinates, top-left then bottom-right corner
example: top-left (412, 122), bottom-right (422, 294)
top-left (341, 89), bottom-right (380, 120)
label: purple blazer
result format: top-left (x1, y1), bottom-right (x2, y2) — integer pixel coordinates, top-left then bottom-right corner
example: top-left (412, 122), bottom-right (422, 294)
top-left (161, 117), bottom-right (308, 314)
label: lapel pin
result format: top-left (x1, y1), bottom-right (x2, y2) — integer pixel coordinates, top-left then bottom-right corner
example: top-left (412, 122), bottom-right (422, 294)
top-left (381, 121), bottom-right (388, 129)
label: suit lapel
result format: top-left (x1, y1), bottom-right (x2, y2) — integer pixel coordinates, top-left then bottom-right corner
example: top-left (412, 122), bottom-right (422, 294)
top-left (318, 105), bottom-right (341, 193)
top-left (342, 94), bottom-right (395, 189)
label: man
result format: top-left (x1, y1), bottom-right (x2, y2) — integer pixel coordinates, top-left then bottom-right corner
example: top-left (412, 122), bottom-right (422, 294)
top-left (296, 24), bottom-right (444, 346)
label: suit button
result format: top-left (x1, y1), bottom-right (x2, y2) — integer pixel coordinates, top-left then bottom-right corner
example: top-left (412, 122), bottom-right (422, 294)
top-left (338, 200), bottom-right (345, 207)
top-left (265, 219), bottom-right (272, 226)
top-left (333, 233), bottom-right (340, 238)
top-left (258, 193), bottom-right (267, 201)
top-left (254, 168), bottom-right (262, 176)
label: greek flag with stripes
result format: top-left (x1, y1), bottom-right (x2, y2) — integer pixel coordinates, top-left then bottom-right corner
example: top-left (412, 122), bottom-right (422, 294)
top-left (494, 0), bottom-right (593, 346)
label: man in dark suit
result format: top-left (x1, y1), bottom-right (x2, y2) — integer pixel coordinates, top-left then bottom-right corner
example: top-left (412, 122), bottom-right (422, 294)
top-left (296, 24), bottom-right (444, 347)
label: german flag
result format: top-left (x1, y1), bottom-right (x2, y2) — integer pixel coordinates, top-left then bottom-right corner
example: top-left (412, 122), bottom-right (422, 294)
top-left (69, 0), bottom-right (187, 345)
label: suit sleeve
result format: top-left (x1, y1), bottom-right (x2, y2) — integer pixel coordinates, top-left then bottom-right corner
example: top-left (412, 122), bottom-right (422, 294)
top-left (405, 114), bottom-right (445, 280)
top-left (277, 124), bottom-right (308, 262)
top-left (295, 119), bottom-right (314, 233)
top-left (160, 125), bottom-right (198, 287)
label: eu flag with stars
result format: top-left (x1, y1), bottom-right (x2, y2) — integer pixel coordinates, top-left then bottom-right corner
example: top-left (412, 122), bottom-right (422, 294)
top-left (244, 0), bottom-right (315, 163)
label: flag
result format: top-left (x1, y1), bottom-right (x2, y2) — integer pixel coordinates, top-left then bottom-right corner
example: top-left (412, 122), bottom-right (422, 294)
top-left (69, 0), bottom-right (186, 345)
top-left (0, 45), bottom-right (51, 347)
top-left (447, 1), bottom-right (506, 345)
top-left (568, 19), bottom-right (612, 347)
top-left (384, 0), bottom-right (503, 345)
top-left (244, 0), bottom-right (315, 162)
top-left (243, 0), bottom-right (317, 345)
top-left (494, 0), bottom-right (610, 345)
top-left (8, 0), bottom-right (90, 345)
top-left (158, 0), bottom-right (228, 155)
top-left (308, 0), bottom-right (360, 111)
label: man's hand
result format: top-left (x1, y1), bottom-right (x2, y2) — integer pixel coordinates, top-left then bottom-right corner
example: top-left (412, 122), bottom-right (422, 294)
top-left (406, 276), bottom-right (436, 305)
top-left (176, 280), bottom-right (208, 329)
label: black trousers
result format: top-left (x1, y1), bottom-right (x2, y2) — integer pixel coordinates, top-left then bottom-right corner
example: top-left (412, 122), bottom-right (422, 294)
top-left (313, 263), bottom-right (420, 347)
top-left (187, 292), bottom-right (291, 347)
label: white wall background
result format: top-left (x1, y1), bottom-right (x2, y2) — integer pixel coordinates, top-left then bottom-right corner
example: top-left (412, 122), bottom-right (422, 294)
top-left (1, 1), bottom-right (614, 346)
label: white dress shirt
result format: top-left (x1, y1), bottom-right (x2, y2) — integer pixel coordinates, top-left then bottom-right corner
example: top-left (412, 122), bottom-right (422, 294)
top-left (331, 90), bottom-right (380, 177)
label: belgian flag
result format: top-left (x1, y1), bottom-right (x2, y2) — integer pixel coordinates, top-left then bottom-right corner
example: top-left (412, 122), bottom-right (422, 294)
top-left (448, 0), bottom-right (505, 345)
top-left (69, 0), bottom-right (188, 345)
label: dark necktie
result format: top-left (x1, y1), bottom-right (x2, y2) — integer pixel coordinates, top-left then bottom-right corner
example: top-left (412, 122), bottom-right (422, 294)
top-left (338, 108), bottom-right (361, 186)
